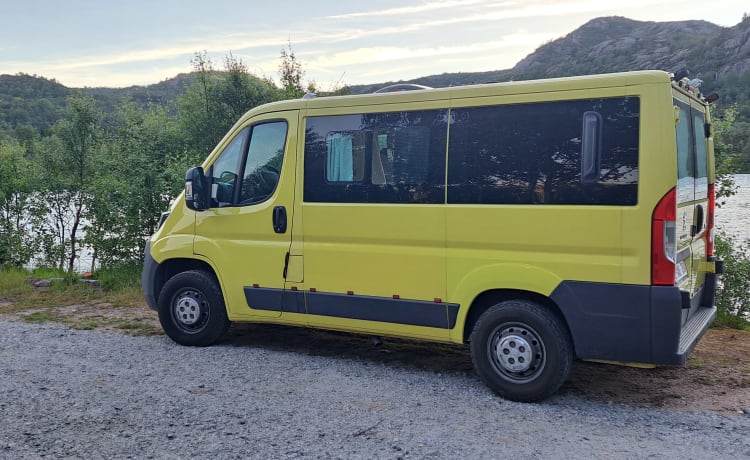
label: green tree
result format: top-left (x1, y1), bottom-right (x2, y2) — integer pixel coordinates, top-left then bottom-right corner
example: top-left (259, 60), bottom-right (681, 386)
top-left (715, 234), bottom-right (750, 325)
top-left (279, 42), bottom-right (316, 99)
top-left (712, 102), bottom-right (750, 327)
top-left (86, 101), bottom-right (184, 265)
top-left (712, 104), bottom-right (739, 203)
top-left (178, 52), bottom-right (280, 160)
top-left (0, 139), bottom-right (42, 267)
top-left (40, 94), bottom-right (101, 272)
top-left (176, 51), bottom-right (225, 156)
top-left (219, 53), bottom-right (280, 123)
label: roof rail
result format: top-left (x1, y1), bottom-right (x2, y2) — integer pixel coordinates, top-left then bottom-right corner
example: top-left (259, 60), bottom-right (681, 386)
top-left (373, 83), bottom-right (432, 94)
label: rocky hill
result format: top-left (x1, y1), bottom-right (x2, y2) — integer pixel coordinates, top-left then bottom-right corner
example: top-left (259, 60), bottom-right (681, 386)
top-left (512, 16), bottom-right (750, 86)
top-left (349, 15), bottom-right (750, 93)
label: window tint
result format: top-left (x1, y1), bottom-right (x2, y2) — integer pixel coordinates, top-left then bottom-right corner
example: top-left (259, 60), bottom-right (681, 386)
top-left (447, 97), bottom-right (639, 205)
top-left (239, 122), bottom-right (288, 205)
top-left (210, 128), bottom-right (249, 207)
top-left (208, 122), bottom-right (288, 208)
top-left (693, 113), bottom-right (708, 179)
top-left (692, 109), bottom-right (709, 200)
top-left (675, 104), bottom-right (693, 180)
top-left (304, 110), bottom-right (447, 203)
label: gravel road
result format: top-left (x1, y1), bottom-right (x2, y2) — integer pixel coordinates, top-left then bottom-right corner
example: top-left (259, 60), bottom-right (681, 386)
top-left (1, 321), bottom-right (748, 459)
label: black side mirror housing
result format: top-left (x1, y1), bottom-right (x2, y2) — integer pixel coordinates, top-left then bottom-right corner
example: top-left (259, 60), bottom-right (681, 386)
top-left (185, 166), bottom-right (209, 211)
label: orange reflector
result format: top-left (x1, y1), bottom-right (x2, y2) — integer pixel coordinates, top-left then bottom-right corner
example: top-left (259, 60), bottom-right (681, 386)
top-left (393, 294), bottom-right (400, 299)
top-left (434, 298), bottom-right (442, 303)
top-left (291, 286), bottom-right (298, 291)
top-left (310, 288), bottom-right (317, 292)
top-left (252, 283), bottom-right (259, 288)
top-left (347, 290), bottom-right (354, 295)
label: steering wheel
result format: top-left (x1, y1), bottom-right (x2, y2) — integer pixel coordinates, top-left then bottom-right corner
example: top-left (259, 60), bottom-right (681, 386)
top-left (240, 165), bottom-right (279, 204)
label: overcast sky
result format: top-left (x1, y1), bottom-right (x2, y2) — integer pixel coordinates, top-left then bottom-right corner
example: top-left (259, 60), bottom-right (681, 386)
top-left (1, 0), bottom-right (747, 89)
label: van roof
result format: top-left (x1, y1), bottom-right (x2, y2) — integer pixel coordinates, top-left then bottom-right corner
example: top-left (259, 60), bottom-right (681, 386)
top-left (241, 70), bottom-right (675, 118)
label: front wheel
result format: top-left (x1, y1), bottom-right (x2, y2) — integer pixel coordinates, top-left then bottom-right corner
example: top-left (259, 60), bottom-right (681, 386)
top-left (470, 300), bottom-right (573, 402)
top-left (158, 270), bottom-right (230, 346)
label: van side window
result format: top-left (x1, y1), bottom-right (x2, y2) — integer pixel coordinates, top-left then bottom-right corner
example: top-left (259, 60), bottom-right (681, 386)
top-left (208, 121), bottom-right (288, 207)
top-left (210, 128), bottom-right (249, 207)
top-left (305, 110), bottom-right (447, 204)
top-left (239, 121), bottom-right (288, 205)
top-left (675, 102), bottom-right (694, 203)
top-left (693, 111), bottom-right (709, 200)
top-left (447, 97), bottom-right (639, 205)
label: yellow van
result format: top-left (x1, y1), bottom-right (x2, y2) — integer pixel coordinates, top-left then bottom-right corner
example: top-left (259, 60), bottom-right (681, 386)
top-left (142, 70), bottom-right (722, 402)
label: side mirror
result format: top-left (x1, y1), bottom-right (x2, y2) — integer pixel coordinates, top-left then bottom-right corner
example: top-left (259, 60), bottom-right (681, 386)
top-left (185, 166), bottom-right (209, 211)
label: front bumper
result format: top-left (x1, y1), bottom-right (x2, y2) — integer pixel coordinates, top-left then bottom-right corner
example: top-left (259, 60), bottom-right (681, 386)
top-left (141, 240), bottom-right (160, 311)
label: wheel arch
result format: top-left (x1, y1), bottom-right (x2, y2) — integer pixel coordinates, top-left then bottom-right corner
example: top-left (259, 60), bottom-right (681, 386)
top-left (152, 258), bottom-right (220, 306)
top-left (462, 289), bottom-right (575, 353)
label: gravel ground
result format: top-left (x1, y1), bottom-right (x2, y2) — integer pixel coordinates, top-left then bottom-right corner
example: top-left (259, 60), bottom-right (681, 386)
top-left (1, 321), bottom-right (748, 459)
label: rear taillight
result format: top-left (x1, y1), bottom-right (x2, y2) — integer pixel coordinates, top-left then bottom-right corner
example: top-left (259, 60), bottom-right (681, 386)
top-left (706, 183), bottom-right (716, 256)
top-left (652, 188), bottom-right (677, 285)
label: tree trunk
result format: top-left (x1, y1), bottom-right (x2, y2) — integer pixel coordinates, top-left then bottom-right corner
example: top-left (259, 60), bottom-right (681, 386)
top-left (67, 194), bottom-right (83, 273)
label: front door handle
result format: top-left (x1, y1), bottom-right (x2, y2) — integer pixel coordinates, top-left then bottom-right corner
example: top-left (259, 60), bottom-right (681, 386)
top-left (273, 206), bottom-right (287, 234)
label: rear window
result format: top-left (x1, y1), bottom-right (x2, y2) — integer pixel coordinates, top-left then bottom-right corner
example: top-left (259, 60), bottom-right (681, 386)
top-left (675, 100), bottom-right (709, 202)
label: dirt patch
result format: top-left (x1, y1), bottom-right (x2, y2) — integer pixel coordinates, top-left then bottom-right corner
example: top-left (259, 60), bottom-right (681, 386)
top-left (1, 301), bottom-right (747, 414)
top-left (566, 329), bottom-right (750, 413)
top-left (0, 302), bottom-right (162, 336)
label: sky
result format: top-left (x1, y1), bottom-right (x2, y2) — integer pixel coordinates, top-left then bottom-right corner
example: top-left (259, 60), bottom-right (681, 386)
top-left (1, 0), bottom-right (747, 89)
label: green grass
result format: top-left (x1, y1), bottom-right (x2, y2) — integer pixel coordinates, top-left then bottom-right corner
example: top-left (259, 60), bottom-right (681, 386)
top-left (20, 310), bottom-right (57, 323)
top-left (1, 266), bottom-right (158, 335)
top-left (713, 310), bottom-right (750, 330)
top-left (1, 266), bottom-right (144, 309)
top-left (71, 318), bottom-right (102, 330)
top-left (94, 262), bottom-right (142, 291)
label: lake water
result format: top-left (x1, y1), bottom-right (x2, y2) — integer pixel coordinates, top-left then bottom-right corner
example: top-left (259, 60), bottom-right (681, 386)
top-left (715, 174), bottom-right (750, 249)
top-left (68, 175), bottom-right (750, 272)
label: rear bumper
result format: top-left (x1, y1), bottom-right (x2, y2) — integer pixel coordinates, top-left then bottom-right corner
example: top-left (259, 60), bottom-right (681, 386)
top-left (550, 278), bottom-right (717, 365)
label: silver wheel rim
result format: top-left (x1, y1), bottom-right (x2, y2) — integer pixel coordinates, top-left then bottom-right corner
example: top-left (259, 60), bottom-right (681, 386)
top-left (488, 323), bottom-right (546, 383)
top-left (172, 289), bottom-right (209, 332)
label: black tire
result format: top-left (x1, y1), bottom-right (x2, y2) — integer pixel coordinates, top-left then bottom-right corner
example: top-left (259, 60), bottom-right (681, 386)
top-left (469, 300), bottom-right (573, 402)
top-left (157, 270), bottom-right (230, 346)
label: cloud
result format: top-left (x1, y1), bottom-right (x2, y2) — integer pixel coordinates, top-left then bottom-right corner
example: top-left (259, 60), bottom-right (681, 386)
top-left (308, 34), bottom-right (554, 69)
top-left (326, 0), bottom-right (508, 19)
top-left (327, 0), bottom-right (683, 30)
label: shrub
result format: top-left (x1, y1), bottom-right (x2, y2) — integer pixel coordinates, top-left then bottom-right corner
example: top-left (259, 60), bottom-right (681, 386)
top-left (714, 233), bottom-right (750, 328)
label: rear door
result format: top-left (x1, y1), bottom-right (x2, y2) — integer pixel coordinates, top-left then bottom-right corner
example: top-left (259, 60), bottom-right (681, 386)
top-left (673, 97), bottom-right (709, 320)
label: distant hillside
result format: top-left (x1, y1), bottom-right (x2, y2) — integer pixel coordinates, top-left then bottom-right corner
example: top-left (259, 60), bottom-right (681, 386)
top-left (84, 72), bottom-right (199, 112)
top-left (2, 15), bottom-right (749, 151)
top-left (0, 73), bottom-right (196, 135)
top-left (0, 74), bottom-right (70, 134)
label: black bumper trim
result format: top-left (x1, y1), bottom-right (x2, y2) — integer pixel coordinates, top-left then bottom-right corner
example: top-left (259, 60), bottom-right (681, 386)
top-left (551, 281), bottom-right (716, 365)
top-left (244, 286), bottom-right (459, 329)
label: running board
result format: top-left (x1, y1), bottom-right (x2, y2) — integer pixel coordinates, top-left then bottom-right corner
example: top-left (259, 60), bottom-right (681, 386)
top-left (677, 306), bottom-right (716, 363)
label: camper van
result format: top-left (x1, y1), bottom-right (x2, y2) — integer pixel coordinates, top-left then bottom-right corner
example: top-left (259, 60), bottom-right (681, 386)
top-left (142, 70), bottom-right (721, 402)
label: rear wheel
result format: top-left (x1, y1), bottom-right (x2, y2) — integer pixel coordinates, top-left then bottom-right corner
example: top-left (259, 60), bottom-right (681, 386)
top-left (470, 300), bottom-right (573, 402)
top-left (158, 270), bottom-right (230, 346)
